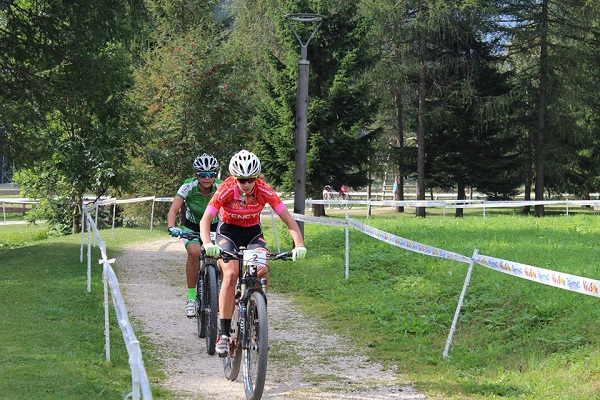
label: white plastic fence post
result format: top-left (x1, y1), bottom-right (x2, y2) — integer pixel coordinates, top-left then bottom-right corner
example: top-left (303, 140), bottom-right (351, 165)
top-left (103, 261), bottom-right (111, 361)
top-left (80, 202), bottom-right (86, 263)
top-left (87, 218), bottom-right (92, 293)
top-left (345, 213), bottom-right (350, 279)
top-left (443, 248), bottom-right (478, 358)
top-left (130, 341), bottom-right (141, 400)
top-left (150, 199), bottom-right (155, 230)
top-left (112, 201), bottom-right (117, 240)
top-left (2, 201), bottom-right (5, 225)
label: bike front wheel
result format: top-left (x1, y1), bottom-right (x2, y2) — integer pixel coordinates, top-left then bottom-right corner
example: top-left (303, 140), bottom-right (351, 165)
top-left (224, 304), bottom-right (242, 381)
top-left (243, 292), bottom-right (268, 400)
top-left (346, 195), bottom-right (353, 209)
top-left (204, 264), bottom-right (219, 355)
top-left (338, 194), bottom-right (353, 209)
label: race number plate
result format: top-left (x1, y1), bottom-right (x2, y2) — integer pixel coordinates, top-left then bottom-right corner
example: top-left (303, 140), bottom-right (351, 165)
top-left (243, 249), bottom-right (267, 267)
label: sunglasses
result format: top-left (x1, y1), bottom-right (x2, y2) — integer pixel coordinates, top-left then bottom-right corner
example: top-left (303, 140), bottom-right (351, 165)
top-left (235, 177), bottom-right (257, 184)
top-left (197, 172), bottom-right (217, 178)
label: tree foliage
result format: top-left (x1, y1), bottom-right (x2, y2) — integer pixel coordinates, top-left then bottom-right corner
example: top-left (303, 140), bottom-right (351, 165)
top-left (2, 0), bottom-right (600, 227)
top-left (500, 0), bottom-right (600, 214)
top-left (0, 0), bottom-right (148, 232)
top-left (227, 0), bottom-right (380, 204)
top-left (130, 0), bottom-right (259, 198)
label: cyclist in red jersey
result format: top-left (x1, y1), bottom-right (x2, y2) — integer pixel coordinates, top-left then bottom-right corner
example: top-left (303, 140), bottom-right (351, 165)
top-left (200, 149), bottom-right (306, 357)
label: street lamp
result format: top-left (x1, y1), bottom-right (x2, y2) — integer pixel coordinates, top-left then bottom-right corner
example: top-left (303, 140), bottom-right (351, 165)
top-left (283, 12), bottom-right (323, 235)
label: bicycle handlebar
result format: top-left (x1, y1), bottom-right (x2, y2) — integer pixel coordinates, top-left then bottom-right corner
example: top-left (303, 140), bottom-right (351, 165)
top-left (178, 231), bottom-right (200, 240)
top-left (175, 231), bottom-right (293, 261)
top-left (220, 249), bottom-right (293, 262)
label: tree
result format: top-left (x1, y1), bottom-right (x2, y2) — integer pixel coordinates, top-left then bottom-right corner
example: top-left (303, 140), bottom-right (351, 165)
top-left (422, 5), bottom-right (522, 210)
top-left (130, 0), bottom-right (259, 199)
top-left (360, 0), bottom-right (414, 213)
top-left (0, 0), bottom-right (148, 232)
top-left (364, 0), bottom-right (518, 216)
top-left (227, 0), bottom-right (379, 216)
top-left (500, 0), bottom-right (600, 215)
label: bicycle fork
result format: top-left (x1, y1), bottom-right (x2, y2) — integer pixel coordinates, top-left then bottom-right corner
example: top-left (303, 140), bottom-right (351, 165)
top-left (238, 264), bottom-right (268, 352)
top-left (239, 303), bottom-right (248, 350)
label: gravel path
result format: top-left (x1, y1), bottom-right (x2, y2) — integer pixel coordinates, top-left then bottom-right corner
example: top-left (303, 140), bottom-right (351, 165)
top-left (115, 238), bottom-right (427, 399)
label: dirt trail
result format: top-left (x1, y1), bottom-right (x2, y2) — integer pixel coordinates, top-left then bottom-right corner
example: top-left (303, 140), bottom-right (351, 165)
top-left (115, 238), bottom-right (427, 399)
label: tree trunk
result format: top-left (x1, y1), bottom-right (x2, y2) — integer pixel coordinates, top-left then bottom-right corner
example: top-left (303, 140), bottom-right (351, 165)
top-left (534, 0), bottom-right (549, 217)
top-left (71, 186), bottom-right (85, 234)
top-left (522, 130), bottom-right (533, 215)
top-left (416, 29), bottom-right (427, 218)
top-left (394, 90), bottom-right (404, 213)
top-left (455, 183), bottom-right (465, 218)
top-left (367, 157), bottom-right (372, 216)
top-left (312, 203), bottom-right (325, 217)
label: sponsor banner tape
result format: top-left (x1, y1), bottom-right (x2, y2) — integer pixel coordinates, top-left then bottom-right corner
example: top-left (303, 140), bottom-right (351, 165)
top-left (292, 213), bottom-right (348, 227)
top-left (346, 218), bottom-right (472, 264)
top-left (473, 253), bottom-right (600, 298)
top-left (115, 196), bottom-right (155, 204)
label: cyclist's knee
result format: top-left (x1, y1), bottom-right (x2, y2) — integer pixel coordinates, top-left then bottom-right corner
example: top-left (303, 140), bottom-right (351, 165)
top-left (258, 266), bottom-right (269, 279)
top-left (187, 246), bottom-right (201, 259)
top-left (220, 262), bottom-right (238, 282)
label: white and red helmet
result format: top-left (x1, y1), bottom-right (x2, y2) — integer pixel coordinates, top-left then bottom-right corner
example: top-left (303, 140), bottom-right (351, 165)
top-left (228, 150), bottom-right (261, 178)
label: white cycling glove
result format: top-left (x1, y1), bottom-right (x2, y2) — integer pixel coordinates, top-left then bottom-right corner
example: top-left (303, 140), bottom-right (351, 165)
top-left (203, 242), bottom-right (221, 258)
top-left (292, 246), bottom-right (307, 261)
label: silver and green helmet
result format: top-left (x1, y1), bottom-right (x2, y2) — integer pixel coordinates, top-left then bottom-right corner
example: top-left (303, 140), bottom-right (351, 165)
top-left (193, 153), bottom-right (219, 172)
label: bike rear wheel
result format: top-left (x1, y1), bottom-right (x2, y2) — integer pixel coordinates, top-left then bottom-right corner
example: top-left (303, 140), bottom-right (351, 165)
top-left (224, 304), bottom-right (242, 381)
top-left (203, 264), bottom-right (219, 355)
top-left (243, 292), bottom-right (268, 400)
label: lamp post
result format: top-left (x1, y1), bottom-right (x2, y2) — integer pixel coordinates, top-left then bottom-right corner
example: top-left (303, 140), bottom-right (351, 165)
top-left (283, 12), bottom-right (323, 235)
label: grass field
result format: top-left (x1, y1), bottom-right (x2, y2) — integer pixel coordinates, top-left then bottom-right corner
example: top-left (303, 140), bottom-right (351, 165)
top-left (2, 209), bottom-right (600, 399)
top-left (0, 223), bottom-right (173, 399)
top-left (266, 209), bottom-right (600, 400)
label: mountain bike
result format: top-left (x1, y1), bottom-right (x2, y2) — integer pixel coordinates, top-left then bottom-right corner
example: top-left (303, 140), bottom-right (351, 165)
top-left (323, 188), bottom-right (334, 209)
top-left (218, 247), bottom-right (292, 400)
top-left (338, 192), bottom-right (353, 209)
top-left (179, 231), bottom-right (220, 355)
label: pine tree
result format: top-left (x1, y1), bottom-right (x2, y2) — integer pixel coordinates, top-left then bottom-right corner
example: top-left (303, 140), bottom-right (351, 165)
top-left (228, 0), bottom-right (379, 215)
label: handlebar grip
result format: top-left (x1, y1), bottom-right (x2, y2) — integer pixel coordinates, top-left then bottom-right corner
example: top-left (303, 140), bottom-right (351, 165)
top-left (271, 251), bottom-right (293, 260)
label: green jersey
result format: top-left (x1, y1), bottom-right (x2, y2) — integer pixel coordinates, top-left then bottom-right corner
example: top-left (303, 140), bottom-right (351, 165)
top-left (176, 177), bottom-right (222, 225)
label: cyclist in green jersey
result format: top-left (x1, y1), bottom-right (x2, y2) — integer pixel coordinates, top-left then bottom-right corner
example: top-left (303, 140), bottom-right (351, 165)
top-left (167, 153), bottom-right (222, 317)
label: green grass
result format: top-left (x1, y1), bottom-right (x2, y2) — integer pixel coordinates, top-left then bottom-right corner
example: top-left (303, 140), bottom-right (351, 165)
top-left (0, 224), bottom-right (172, 399)
top-left (3, 212), bottom-right (600, 399)
top-left (266, 212), bottom-right (600, 399)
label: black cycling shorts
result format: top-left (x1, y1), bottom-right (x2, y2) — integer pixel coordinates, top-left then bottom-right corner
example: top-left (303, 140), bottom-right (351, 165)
top-left (184, 218), bottom-right (217, 245)
top-left (216, 221), bottom-right (267, 253)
